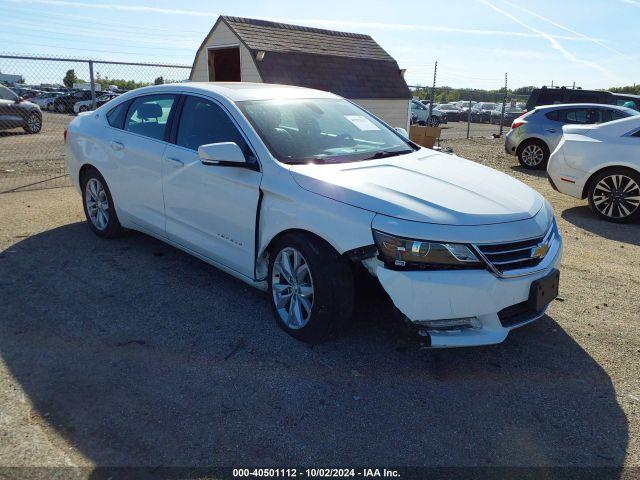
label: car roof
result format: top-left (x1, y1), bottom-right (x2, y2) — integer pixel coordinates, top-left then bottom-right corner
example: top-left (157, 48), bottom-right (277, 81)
top-left (533, 103), bottom-right (630, 111)
top-left (117, 82), bottom-right (340, 102)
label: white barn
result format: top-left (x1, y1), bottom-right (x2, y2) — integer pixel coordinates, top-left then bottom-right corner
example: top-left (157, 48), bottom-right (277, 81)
top-left (190, 16), bottom-right (411, 129)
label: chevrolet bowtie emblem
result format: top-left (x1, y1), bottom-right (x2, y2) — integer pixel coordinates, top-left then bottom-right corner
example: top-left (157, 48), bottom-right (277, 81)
top-left (531, 243), bottom-right (550, 259)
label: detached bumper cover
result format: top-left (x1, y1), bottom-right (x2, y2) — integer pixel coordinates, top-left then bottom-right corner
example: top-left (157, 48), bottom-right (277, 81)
top-left (374, 240), bottom-right (562, 348)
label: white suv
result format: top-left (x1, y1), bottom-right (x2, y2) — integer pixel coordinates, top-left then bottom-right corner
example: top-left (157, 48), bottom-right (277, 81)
top-left (65, 83), bottom-right (562, 348)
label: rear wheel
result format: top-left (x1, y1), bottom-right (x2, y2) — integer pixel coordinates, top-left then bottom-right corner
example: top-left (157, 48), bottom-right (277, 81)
top-left (518, 140), bottom-right (549, 170)
top-left (268, 233), bottom-right (354, 344)
top-left (588, 168), bottom-right (640, 223)
top-left (81, 169), bottom-right (124, 238)
top-left (57, 103), bottom-right (66, 113)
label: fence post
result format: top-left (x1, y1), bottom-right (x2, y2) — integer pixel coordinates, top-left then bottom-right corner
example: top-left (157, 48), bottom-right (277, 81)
top-left (499, 72), bottom-right (507, 137)
top-left (428, 61), bottom-right (437, 125)
top-left (88, 60), bottom-right (96, 110)
top-left (466, 99), bottom-right (471, 139)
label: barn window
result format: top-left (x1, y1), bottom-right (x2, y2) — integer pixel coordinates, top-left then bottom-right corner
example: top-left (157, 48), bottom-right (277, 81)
top-left (208, 47), bottom-right (241, 82)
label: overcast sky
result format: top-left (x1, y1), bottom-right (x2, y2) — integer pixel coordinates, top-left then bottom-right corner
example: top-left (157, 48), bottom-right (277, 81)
top-left (1, 0), bottom-right (638, 89)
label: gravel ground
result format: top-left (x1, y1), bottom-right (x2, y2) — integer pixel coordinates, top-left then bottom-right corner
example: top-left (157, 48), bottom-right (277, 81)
top-left (0, 112), bottom-right (73, 193)
top-left (0, 130), bottom-right (639, 474)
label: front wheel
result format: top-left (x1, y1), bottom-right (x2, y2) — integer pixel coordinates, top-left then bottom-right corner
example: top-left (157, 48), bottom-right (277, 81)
top-left (57, 103), bottom-right (66, 113)
top-left (427, 116), bottom-right (440, 127)
top-left (588, 169), bottom-right (640, 223)
top-left (23, 112), bottom-right (41, 134)
top-left (81, 169), bottom-right (124, 238)
top-left (268, 234), bottom-right (354, 344)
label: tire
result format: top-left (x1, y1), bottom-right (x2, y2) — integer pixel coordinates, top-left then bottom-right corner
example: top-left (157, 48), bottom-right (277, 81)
top-left (588, 168), bottom-right (640, 223)
top-left (427, 116), bottom-right (440, 127)
top-left (517, 139), bottom-right (549, 170)
top-left (57, 103), bottom-right (66, 113)
top-left (79, 105), bottom-right (88, 113)
top-left (80, 169), bottom-right (124, 238)
top-left (268, 233), bottom-right (354, 344)
top-left (23, 112), bottom-right (42, 134)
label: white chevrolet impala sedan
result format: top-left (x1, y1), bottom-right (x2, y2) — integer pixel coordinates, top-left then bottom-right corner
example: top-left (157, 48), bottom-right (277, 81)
top-left (65, 83), bottom-right (562, 347)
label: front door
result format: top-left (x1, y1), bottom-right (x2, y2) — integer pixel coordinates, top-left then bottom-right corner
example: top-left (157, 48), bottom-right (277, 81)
top-left (0, 86), bottom-right (23, 129)
top-left (162, 94), bottom-right (261, 277)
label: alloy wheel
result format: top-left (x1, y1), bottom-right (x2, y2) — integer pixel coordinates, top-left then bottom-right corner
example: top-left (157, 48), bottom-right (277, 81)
top-left (592, 174), bottom-right (640, 219)
top-left (85, 178), bottom-right (110, 231)
top-left (271, 247), bottom-right (314, 330)
top-left (26, 113), bottom-right (41, 132)
top-left (521, 144), bottom-right (545, 167)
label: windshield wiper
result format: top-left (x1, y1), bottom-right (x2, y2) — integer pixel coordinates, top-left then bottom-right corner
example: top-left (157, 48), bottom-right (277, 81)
top-left (365, 149), bottom-right (413, 160)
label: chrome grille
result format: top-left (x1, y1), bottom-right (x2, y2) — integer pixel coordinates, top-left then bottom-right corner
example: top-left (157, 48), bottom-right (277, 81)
top-left (474, 224), bottom-right (555, 275)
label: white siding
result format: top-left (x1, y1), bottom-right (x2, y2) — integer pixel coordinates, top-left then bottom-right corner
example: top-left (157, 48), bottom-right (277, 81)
top-left (190, 22), bottom-right (262, 83)
top-left (352, 99), bottom-right (410, 129)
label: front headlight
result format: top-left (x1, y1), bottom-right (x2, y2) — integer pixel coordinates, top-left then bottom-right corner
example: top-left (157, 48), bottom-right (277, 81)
top-left (372, 230), bottom-right (483, 270)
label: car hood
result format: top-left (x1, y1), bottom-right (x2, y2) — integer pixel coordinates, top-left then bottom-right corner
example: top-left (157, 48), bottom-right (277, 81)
top-left (289, 149), bottom-right (543, 226)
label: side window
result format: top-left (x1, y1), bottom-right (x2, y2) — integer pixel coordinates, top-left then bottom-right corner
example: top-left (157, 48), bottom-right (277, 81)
top-left (124, 94), bottom-right (176, 141)
top-left (0, 86), bottom-right (17, 101)
top-left (612, 110), bottom-right (627, 120)
top-left (565, 109), bottom-right (589, 124)
top-left (598, 109), bottom-right (613, 123)
top-left (106, 101), bottom-right (130, 129)
top-left (632, 130), bottom-right (640, 138)
top-left (176, 95), bottom-right (252, 158)
top-left (545, 110), bottom-right (560, 121)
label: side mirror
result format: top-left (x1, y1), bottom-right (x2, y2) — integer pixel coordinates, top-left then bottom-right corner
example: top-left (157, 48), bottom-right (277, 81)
top-left (15, 96), bottom-right (23, 104)
top-left (198, 142), bottom-right (246, 166)
top-left (394, 127), bottom-right (409, 138)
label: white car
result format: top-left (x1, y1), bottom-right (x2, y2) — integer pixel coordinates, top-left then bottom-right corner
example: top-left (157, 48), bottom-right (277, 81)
top-left (65, 83), bottom-right (562, 348)
top-left (548, 115), bottom-right (640, 223)
top-left (31, 92), bottom-right (64, 110)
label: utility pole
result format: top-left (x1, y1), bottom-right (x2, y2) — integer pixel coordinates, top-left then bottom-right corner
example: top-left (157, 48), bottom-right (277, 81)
top-left (572, 81), bottom-right (576, 89)
top-left (499, 72), bottom-right (508, 137)
top-left (428, 61), bottom-right (437, 126)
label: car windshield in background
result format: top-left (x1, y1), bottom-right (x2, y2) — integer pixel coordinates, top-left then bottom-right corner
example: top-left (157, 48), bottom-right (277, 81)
top-left (239, 98), bottom-right (415, 164)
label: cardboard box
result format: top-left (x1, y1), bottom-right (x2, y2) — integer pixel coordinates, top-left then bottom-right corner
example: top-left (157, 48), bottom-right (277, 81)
top-left (409, 125), bottom-right (442, 149)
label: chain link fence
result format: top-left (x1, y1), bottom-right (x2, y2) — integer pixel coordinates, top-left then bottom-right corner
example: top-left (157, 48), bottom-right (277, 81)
top-left (0, 54), bottom-right (191, 193)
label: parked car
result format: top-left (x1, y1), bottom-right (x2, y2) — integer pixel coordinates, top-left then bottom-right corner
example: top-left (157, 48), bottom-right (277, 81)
top-left (525, 86), bottom-right (640, 112)
top-left (411, 99), bottom-right (446, 127)
top-left (490, 106), bottom-right (523, 125)
top-left (65, 83), bottom-right (562, 348)
top-left (436, 103), bottom-right (461, 122)
top-left (548, 115), bottom-right (640, 223)
top-left (53, 90), bottom-right (95, 113)
top-left (0, 84), bottom-right (42, 133)
top-left (73, 92), bottom-right (120, 114)
top-left (470, 102), bottom-right (498, 123)
top-left (505, 104), bottom-right (638, 169)
top-left (31, 91), bottom-right (64, 110)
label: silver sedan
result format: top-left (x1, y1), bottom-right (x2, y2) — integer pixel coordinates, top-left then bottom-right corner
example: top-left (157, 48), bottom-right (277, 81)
top-left (504, 103), bottom-right (638, 169)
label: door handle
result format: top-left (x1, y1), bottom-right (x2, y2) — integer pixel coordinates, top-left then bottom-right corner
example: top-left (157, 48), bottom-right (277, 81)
top-left (166, 157), bottom-right (184, 167)
top-left (110, 140), bottom-right (124, 151)
top-left (546, 128), bottom-right (556, 133)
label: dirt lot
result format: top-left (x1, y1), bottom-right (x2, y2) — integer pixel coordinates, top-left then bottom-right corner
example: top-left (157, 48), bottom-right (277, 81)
top-left (0, 124), bottom-right (639, 475)
top-left (0, 112), bottom-right (72, 193)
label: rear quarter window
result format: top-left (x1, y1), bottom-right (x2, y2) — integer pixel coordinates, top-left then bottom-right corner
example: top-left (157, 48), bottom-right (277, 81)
top-left (106, 101), bottom-right (130, 129)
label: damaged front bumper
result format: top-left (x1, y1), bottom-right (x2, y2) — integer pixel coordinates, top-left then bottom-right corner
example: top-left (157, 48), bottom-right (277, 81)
top-left (363, 241), bottom-right (562, 348)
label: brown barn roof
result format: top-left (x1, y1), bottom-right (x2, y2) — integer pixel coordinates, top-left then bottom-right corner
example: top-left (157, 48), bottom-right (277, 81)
top-left (193, 16), bottom-right (411, 99)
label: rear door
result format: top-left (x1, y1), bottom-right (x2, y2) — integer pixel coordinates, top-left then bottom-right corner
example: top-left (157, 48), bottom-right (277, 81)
top-left (161, 94), bottom-right (262, 277)
top-left (105, 93), bottom-right (178, 236)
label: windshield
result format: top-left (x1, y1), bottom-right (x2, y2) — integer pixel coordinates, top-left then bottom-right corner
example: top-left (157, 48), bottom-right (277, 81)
top-left (239, 98), bottom-right (416, 164)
